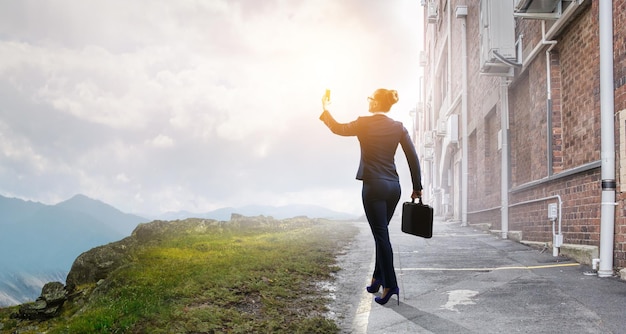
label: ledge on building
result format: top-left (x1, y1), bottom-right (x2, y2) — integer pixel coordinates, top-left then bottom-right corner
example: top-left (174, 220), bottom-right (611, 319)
top-left (486, 229), bottom-right (523, 242)
top-left (468, 222), bottom-right (492, 231)
top-left (519, 241), bottom-right (598, 266)
top-left (466, 223), bottom-right (624, 281)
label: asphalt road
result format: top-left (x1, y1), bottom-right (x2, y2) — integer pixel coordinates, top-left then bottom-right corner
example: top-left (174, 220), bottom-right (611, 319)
top-left (328, 217), bottom-right (626, 334)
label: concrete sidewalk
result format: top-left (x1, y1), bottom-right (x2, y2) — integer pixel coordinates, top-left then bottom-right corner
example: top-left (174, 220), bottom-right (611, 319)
top-left (330, 217), bottom-right (626, 334)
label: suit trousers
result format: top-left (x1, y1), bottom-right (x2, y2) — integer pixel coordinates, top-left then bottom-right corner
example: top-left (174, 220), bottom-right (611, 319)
top-left (362, 178), bottom-right (401, 289)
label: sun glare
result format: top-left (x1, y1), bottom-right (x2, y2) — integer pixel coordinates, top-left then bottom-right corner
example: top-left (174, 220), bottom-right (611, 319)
top-left (313, 55), bottom-right (342, 91)
top-left (305, 47), bottom-right (369, 115)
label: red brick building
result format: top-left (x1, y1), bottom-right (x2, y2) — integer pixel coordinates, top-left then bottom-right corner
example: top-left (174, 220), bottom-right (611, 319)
top-left (418, 0), bottom-right (626, 274)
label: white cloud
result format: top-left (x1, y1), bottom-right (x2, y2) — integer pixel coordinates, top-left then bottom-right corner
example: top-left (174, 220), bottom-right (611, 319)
top-left (0, 121), bottom-right (48, 174)
top-left (0, 0), bottom-right (424, 215)
top-left (116, 173), bottom-right (131, 184)
top-left (148, 134), bottom-right (174, 148)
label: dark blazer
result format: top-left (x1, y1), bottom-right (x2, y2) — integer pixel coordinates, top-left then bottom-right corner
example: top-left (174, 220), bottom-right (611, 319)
top-left (320, 110), bottom-right (423, 191)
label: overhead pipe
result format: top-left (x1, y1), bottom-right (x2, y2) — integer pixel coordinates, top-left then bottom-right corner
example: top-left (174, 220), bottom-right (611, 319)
top-left (522, 1), bottom-right (583, 70)
top-left (598, 0), bottom-right (615, 278)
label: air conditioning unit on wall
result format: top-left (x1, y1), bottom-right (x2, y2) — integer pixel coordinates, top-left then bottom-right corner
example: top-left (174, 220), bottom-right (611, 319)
top-left (447, 115), bottom-right (459, 144)
top-left (424, 130), bottom-right (435, 147)
top-left (479, 0), bottom-right (516, 75)
top-left (436, 119), bottom-right (447, 137)
top-left (419, 51), bottom-right (427, 67)
top-left (427, 2), bottom-right (438, 23)
top-left (424, 147), bottom-right (434, 161)
top-left (514, 0), bottom-right (560, 13)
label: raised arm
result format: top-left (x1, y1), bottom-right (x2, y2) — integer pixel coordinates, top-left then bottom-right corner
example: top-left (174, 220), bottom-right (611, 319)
top-left (319, 110), bottom-right (359, 136)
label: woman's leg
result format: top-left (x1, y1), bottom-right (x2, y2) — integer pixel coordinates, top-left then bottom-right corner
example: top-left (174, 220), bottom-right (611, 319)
top-left (362, 179), bottom-right (401, 289)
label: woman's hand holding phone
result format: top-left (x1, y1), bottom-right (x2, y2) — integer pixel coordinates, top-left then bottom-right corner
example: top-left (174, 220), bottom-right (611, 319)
top-left (322, 89), bottom-right (331, 110)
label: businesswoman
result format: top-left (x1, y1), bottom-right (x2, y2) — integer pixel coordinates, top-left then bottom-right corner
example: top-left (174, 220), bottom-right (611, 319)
top-left (319, 88), bottom-right (423, 305)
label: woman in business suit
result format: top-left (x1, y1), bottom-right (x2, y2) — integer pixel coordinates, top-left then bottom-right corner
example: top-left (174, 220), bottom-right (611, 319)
top-left (319, 88), bottom-right (423, 305)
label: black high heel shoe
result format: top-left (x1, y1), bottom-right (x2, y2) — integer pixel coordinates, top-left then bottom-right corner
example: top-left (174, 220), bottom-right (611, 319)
top-left (375, 287), bottom-right (399, 305)
top-left (366, 279), bottom-right (382, 293)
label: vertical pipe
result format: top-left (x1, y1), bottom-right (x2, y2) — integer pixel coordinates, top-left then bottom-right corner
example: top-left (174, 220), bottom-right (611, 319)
top-left (598, 0), bottom-right (616, 277)
top-left (546, 44), bottom-right (556, 177)
top-left (500, 78), bottom-right (510, 239)
top-left (460, 8), bottom-right (468, 227)
top-left (540, 20), bottom-right (557, 179)
top-left (428, 26), bottom-right (435, 215)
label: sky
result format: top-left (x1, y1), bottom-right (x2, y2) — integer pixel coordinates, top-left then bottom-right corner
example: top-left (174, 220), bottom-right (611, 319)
top-left (0, 0), bottom-right (424, 216)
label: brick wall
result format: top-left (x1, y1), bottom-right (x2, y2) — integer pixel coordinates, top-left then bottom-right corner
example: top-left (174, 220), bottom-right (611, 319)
top-left (506, 3), bottom-right (603, 246)
top-left (550, 50), bottom-right (564, 174)
top-left (507, 1), bottom-right (626, 268)
top-left (558, 4), bottom-right (601, 168)
top-left (510, 170), bottom-right (601, 244)
top-left (449, 1), bottom-right (625, 269)
top-left (465, 0), bottom-right (502, 214)
top-left (509, 72), bottom-right (539, 186)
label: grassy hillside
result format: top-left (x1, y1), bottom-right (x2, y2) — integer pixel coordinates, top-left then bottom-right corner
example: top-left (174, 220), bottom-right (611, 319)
top-left (0, 217), bottom-right (358, 333)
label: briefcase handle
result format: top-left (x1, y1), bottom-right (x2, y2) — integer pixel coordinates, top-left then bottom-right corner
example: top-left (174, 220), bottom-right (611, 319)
top-left (411, 197), bottom-right (424, 205)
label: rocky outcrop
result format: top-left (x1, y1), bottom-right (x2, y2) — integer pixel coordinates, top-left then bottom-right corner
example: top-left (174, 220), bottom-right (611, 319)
top-left (65, 218), bottom-right (219, 291)
top-left (11, 215), bottom-right (316, 320)
top-left (65, 216), bottom-right (311, 291)
top-left (13, 282), bottom-right (67, 320)
top-left (65, 236), bottom-right (137, 292)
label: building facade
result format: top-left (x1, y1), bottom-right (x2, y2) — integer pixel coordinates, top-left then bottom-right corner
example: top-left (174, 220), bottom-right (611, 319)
top-left (418, 0), bottom-right (626, 272)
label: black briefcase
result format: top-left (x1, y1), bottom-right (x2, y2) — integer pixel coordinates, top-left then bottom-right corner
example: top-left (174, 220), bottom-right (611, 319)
top-left (401, 197), bottom-right (433, 238)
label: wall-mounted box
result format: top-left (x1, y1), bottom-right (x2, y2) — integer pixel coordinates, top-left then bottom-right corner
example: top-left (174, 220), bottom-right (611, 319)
top-left (427, 2), bottom-right (438, 23)
top-left (447, 114), bottom-right (459, 144)
top-left (479, 0), bottom-right (516, 75)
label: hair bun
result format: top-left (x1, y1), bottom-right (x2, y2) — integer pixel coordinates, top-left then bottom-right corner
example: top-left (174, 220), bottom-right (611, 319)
top-left (372, 88), bottom-right (399, 110)
top-left (388, 90), bottom-right (399, 105)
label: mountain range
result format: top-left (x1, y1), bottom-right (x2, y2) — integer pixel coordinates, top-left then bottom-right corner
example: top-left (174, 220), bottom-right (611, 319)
top-left (0, 194), bottom-right (148, 306)
top-left (153, 203), bottom-right (359, 221)
top-left (0, 194), bottom-right (358, 306)
top-left (0, 194), bottom-right (147, 271)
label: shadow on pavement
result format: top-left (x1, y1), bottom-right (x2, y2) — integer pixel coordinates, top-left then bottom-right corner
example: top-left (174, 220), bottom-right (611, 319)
top-left (392, 301), bottom-right (475, 333)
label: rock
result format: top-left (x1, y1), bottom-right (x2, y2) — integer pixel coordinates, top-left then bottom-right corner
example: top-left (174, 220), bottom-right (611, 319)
top-left (131, 220), bottom-right (171, 242)
top-left (14, 282), bottom-right (67, 320)
top-left (65, 236), bottom-right (135, 292)
top-left (41, 282), bottom-right (66, 306)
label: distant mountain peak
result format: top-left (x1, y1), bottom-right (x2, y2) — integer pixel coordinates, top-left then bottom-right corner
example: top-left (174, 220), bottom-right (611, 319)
top-left (0, 194), bottom-right (149, 307)
top-left (60, 194), bottom-right (105, 206)
top-left (68, 194), bottom-right (90, 200)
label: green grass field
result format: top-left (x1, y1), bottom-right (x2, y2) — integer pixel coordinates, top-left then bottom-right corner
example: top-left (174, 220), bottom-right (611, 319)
top-left (0, 219), bottom-right (358, 334)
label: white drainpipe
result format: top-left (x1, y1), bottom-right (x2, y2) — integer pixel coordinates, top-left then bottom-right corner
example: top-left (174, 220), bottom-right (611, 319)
top-left (500, 77), bottom-right (510, 239)
top-left (543, 22), bottom-right (557, 177)
top-left (456, 5), bottom-right (468, 227)
top-left (598, 0), bottom-right (616, 278)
